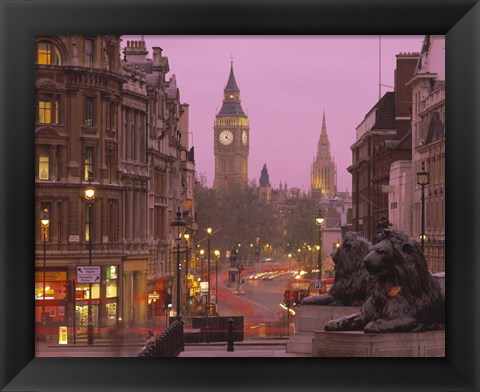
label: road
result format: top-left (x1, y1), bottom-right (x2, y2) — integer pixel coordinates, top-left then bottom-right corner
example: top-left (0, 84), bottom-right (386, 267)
top-left (214, 260), bottom-right (293, 338)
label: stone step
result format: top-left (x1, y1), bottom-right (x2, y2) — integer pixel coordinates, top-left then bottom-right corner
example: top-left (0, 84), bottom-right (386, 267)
top-left (286, 333), bottom-right (314, 354)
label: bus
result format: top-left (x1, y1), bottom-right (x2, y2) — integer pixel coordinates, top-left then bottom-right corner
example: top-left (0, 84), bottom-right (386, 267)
top-left (282, 277), bottom-right (334, 307)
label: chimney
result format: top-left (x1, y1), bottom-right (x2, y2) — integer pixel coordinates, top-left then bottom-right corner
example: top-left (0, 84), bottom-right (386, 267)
top-left (394, 52), bottom-right (419, 119)
top-left (152, 47), bottom-right (163, 68)
top-left (124, 40), bottom-right (148, 63)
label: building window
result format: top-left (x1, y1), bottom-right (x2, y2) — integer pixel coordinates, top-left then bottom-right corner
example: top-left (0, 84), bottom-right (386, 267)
top-left (85, 205), bottom-right (93, 242)
top-left (106, 102), bottom-right (117, 131)
top-left (107, 199), bottom-right (118, 242)
top-left (85, 38), bottom-right (94, 67)
top-left (37, 94), bottom-right (60, 124)
top-left (38, 145), bottom-right (50, 180)
top-left (85, 96), bottom-right (95, 127)
top-left (84, 146), bottom-right (94, 180)
top-left (36, 41), bottom-right (62, 65)
top-left (106, 147), bottom-right (114, 183)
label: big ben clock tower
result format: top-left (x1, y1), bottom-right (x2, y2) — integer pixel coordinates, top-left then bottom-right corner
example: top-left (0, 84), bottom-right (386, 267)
top-left (213, 61), bottom-right (249, 190)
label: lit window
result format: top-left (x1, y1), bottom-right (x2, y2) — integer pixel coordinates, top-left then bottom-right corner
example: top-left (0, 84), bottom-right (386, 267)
top-left (38, 145), bottom-right (50, 180)
top-left (37, 94), bottom-right (60, 124)
top-left (84, 147), bottom-right (94, 180)
top-left (36, 41), bottom-right (62, 65)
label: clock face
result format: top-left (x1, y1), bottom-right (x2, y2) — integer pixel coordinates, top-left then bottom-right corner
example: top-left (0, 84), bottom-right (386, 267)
top-left (219, 130), bottom-right (233, 145)
top-left (242, 130), bottom-right (248, 145)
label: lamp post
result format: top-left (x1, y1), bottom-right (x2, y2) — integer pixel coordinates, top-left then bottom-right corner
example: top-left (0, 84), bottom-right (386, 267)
top-left (214, 249), bottom-right (220, 315)
top-left (206, 225), bottom-right (212, 317)
top-left (40, 208), bottom-right (49, 328)
top-left (417, 163), bottom-right (430, 253)
top-left (199, 249), bottom-right (205, 282)
top-left (315, 210), bottom-right (325, 281)
top-left (184, 232), bottom-right (190, 316)
top-left (84, 171), bottom-right (95, 345)
top-left (171, 207), bottom-right (186, 318)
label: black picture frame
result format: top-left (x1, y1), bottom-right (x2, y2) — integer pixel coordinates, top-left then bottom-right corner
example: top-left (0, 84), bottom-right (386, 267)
top-left (1, 1), bottom-right (479, 391)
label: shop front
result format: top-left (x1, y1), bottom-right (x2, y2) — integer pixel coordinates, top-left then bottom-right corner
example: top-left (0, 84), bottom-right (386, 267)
top-left (35, 267), bottom-right (68, 340)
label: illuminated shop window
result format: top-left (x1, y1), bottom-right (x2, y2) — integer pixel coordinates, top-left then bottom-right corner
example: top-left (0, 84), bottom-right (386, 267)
top-left (106, 266), bottom-right (118, 298)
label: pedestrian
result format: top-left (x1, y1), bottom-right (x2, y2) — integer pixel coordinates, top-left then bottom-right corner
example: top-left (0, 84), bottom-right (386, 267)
top-left (143, 330), bottom-right (156, 351)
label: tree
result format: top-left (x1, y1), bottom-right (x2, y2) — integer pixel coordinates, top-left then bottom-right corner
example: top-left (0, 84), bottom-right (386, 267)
top-left (194, 180), bottom-right (279, 261)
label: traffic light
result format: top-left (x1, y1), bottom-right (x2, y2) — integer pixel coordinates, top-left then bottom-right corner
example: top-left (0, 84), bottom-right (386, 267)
top-left (283, 290), bottom-right (291, 307)
top-left (162, 291), bottom-right (172, 311)
top-left (63, 280), bottom-right (74, 302)
top-left (292, 291), bottom-right (299, 306)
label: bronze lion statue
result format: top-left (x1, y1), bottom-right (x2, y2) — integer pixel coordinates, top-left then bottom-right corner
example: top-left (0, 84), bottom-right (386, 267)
top-left (325, 229), bottom-right (445, 333)
top-left (301, 232), bottom-right (372, 306)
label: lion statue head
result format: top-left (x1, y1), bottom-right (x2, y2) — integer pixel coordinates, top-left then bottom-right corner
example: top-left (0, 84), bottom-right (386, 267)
top-left (301, 232), bottom-right (372, 306)
top-left (325, 229), bottom-right (445, 333)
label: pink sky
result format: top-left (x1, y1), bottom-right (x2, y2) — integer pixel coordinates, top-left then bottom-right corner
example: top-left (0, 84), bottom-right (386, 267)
top-left (127, 35), bottom-right (425, 192)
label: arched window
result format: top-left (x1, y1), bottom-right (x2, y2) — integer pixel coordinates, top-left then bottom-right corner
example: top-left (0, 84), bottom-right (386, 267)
top-left (36, 41), bottom-right (62, 65)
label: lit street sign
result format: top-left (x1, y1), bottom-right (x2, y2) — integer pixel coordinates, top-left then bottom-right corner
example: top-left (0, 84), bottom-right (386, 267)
top-left (77, 266), bottom-right (101, 283)
top-left (312, 279), bottom-right (323, 290)
top-left (200, 281), bottom-right (209, 294)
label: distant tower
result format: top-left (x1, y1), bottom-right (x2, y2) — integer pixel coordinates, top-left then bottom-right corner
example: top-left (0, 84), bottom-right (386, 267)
top-left (213, 60), bottom-right (249, 190)
top-left (311, 111), bottom-right (337, 199)
top-left (259, 164), bottom-right (272, 204)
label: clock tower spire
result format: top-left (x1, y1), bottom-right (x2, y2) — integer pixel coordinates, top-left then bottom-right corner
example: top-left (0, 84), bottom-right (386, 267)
top-left (213, 60), bottom-right (250, 190)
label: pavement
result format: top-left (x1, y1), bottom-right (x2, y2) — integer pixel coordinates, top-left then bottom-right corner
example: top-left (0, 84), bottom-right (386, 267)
top-left (37, 338), bottom-right (310, 357)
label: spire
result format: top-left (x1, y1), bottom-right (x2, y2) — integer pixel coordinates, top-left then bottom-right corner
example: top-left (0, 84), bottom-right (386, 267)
top-left (224, 60), bottom-right (240, 93)
top-left (218, 59), bottom-right (246, 117)
top-left (321, 109), bottom-right (327, 135)
top-left (259, 164), bottom-right (270, 187)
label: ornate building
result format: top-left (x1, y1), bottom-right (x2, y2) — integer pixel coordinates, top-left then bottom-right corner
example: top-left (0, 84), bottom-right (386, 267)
top-left (35, 35), bottom-right (194, 340)
top-left (311, 111), bottom-right (337, 199)
top-left (406, 35), bottom-right (445, 272)
top-left (35, 35), bottom-right (127, 338)
top-left (213, 62), bottom-right (249, 190)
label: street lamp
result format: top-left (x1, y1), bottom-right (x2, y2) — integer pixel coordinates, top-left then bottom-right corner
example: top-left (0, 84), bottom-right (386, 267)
top-left (40, 208), bottom-right (49, 328)
top-left (206, 225), bottom-right (212, 317)
top-left (184, 232), bottom-right (190, 316)
top-left (171, 207), bottom-right (187, 318)
top-left (214, 249), bottom-right (220, 315)
top-left (315, 210), bottom-right (325, 281)
top-left (84, 171), bottom-right (95, 345)
top-left (417, 163), bottom-right (429, 253)
top-left (199, 249), bottom-right (205, 281)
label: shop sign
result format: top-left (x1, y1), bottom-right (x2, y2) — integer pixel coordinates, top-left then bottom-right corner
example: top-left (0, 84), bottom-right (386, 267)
top-left (35, 271), bottom-right (67, 282)
top-left (148, 291), bottom-right (160, 301)
top-left (200, 281), bottom-right (209, 293)
top-left (76, 266), bottom-right (101, 283)
top-left (58, 326), bottom-right (68, 345)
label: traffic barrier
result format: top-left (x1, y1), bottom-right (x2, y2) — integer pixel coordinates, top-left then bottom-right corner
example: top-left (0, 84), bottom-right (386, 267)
top-left (137, 318), bottom-right (184, 357)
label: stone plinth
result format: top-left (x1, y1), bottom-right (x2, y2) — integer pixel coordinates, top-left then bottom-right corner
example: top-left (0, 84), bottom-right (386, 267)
top-left (312, 330), bottom-right (445, 357)
top-left (286, 305), bottom-right (360, 354)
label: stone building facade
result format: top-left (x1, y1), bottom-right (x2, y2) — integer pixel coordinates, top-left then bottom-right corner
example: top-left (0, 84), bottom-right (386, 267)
top-left (406, 35), bottom-right (445, 272)
top-left (35, 35), bottom-right (195, 339)
top-left (348, 53), bottom-right (418, 243)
